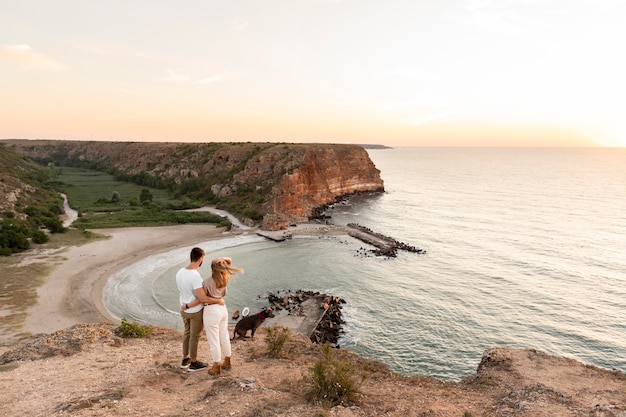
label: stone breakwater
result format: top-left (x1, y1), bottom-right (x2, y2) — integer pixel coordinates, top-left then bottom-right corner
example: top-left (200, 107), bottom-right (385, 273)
top-left (257, 222), bottom-right (426, 258)
top-left (267, 290), bottom-right (346, 346)
top-left (346, 223), bottom-right (427, 257)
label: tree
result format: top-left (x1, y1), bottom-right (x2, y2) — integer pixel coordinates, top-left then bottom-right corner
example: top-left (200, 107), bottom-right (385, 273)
top-left (139, 188), bottom-right (153, 204)
top-left (47, 162), bottom-right (59, 180)
top-left (111, 191), bottom-right (121, 203)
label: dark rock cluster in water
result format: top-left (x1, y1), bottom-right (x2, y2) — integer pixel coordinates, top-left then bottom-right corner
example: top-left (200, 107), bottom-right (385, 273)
top-left (267, 290), bottom-right (346, 347)
top-left (310, 296), bottom-right (345, 346)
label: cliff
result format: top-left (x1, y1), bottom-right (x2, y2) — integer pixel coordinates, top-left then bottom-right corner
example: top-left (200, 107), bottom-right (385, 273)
top-left (1, 323), bottom-right (624, 417)
top-left (2, 140), bottom-right (384, 230)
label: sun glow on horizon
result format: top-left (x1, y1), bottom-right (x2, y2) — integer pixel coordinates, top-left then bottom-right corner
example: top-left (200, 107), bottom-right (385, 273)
top-left (1, 1), bottom-right (625, 147)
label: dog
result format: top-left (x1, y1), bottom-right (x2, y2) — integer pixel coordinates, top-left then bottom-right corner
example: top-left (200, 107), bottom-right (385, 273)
top-left (232, 307), bottom-right (275, 340)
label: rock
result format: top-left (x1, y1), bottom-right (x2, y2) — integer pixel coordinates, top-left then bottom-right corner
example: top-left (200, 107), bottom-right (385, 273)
top-left (267, 289), bottom-right (346, 346)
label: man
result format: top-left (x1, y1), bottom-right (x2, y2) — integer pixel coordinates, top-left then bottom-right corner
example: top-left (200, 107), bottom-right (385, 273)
top-left (176, 246), bottom-right (224, 372)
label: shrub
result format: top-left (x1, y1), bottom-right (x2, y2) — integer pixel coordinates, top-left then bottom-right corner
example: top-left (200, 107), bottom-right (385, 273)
top-left (31, 229), bottom-right (49, 244)
top-left (117, 318), bottom-right (153, 338)
top-left (43, 217), bottom-right (65, 233)
top-left (265, 326), bottom-right (290, 357)
top-left (0, 220), bottom-right (30, 253)
top-left (307, 343), bottom-right (362, 406)
top-left (139, 188), bottom-right (153, 203)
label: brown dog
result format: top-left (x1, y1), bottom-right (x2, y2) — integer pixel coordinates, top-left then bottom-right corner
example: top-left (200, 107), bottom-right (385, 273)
top-left (232, 307), bottom-right (275, 340)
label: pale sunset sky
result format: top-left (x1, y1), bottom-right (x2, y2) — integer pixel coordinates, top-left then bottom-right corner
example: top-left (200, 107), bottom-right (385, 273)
top-left (1, 0), bottom-right (624, 147)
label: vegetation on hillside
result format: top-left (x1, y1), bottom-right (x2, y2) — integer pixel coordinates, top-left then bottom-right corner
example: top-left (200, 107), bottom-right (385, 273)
top-left (0, 145), bottom-right (66, 255)
top-left (24, 141), bottom-right (278, 222)
top-left (0, 145), bottom-right (233, 255)
top-left (50, 167), bottom-right (231, 229)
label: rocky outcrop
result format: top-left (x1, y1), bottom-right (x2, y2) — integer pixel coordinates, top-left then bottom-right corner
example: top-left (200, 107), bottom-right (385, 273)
top-left (2, 140), bottom-right (384, 230)
top-left (262, 145), bottom-right (384, 230)
top-left (267, 290), bottom-right (346, 346)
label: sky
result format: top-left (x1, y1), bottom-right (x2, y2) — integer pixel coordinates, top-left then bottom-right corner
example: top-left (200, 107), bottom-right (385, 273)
top-left (1, 0), bottom-right (625, 147)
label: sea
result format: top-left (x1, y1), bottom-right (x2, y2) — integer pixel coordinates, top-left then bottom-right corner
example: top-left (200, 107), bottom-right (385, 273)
top-left (102, 147), bottom-right (626, 381)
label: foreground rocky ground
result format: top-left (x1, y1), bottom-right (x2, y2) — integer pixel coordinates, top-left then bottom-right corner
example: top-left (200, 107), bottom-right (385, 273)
top-left (1, 323), bottom-right (625, 417)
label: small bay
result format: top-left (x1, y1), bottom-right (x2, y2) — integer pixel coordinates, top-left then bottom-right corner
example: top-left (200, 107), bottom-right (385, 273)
top-left (103, 147), bottom-right (626, 380)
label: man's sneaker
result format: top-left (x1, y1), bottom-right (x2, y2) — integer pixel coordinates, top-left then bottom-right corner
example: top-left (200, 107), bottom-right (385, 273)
top-left (180, 357), bottom-right (191, 369)
top-left (188, 361), bottom-right (208, 372)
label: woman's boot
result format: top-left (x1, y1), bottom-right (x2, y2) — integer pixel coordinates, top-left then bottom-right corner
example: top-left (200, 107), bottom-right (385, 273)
top-left (208, 362), bottom-right (221, 376)
top-left (222, 357), bottom-right (231, 370)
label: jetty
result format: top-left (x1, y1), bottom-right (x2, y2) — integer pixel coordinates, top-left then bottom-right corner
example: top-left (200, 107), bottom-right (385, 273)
top-left (346, 223), bottom-right (426, 257)
top-left (265, 290), bottom-right (345, 346)
top-left (257, 222), bottom-right (426, 258)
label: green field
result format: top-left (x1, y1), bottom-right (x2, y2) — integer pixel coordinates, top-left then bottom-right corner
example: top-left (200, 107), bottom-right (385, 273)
top-left (56, 167), bottom-right (176, 211)
top-left (55, 167), bottom-right (231, 229)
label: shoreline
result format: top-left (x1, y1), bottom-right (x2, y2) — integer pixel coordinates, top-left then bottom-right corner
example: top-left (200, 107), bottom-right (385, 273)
top-left (12, 222), bottom-right (346, 344)
top-left (22, 224), bottom-right (240, 339)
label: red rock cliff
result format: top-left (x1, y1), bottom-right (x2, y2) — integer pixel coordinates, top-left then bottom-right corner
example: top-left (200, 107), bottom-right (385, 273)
top-left (261, 145), bottom-right (384, 230)
top-left (3, 140), bottom-right (384, 230)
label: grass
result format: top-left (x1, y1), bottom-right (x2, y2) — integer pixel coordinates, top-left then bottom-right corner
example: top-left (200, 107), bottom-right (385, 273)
top-left (55, 167), bottom-right (178, 211)
top-left (0, 363), bottom-right (19, 372)
top-left (54, 166), bottom-right (231, 229)
top-left (265, 327), bottom-right (291, 358)
top-left (0, 256), bottom-right (52, 336)
top-left (73, 208), bottom-right (230, 229)
top-left (307, 343), bottom-right (363, 407)
top-left (116, 318), bottom-right (153, 338)
top-left (42, 228), bottom-right (106, 248)
top-left (0, 229), bottom-right (105, 336)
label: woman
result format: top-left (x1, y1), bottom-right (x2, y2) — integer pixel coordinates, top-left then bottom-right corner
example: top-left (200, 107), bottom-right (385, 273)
top-left (202, 256), bottom-right (243, 376)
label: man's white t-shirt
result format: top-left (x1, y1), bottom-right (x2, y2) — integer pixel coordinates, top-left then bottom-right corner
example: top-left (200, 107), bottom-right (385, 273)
top-left (176, 267), bottom-right (204, 313)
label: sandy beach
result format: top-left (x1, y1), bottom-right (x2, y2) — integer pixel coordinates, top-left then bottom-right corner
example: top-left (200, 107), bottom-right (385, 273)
top-left (23, 224), bottom-right (237, 337)
top-left (14, 220), bottom-right (344, 341)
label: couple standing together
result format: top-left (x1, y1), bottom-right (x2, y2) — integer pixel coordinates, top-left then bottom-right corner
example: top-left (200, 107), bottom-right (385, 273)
top-left (176, 246), bottom-right (243, 375)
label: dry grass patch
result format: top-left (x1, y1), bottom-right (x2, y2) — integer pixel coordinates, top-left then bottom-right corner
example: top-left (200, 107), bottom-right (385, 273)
top-left (41, 228), bottom-right (107, 249)
top-left (0, 228), bottom-right (105, 339)
top-left (0, 259), bottom-right (51, 336)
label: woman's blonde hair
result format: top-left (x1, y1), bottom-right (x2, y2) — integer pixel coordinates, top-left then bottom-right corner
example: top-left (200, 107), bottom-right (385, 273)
top-left (211, 257), bottom-right (243, 289)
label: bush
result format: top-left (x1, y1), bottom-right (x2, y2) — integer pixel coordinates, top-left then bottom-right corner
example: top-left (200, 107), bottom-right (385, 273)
top-left (139, 188), bottom-right (153, 203)
top-left (307, 343), bottom-right (362, 406)
top-left (31, 229), bottom-right (49, 244)
top-left (43, 217), bottom-right (65, 233)
top-left (0, 220), bottom-right (30, 253)
top-left (265, 326), bottom-right (290, 357)
top-left (117, 318), bottom-right (153, 338)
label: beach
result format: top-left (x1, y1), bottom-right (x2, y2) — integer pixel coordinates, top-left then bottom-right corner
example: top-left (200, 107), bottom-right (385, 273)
top-left (14, 220), bottom-right (345, 342)
top-left (22, 225), bottom-right (234, 337)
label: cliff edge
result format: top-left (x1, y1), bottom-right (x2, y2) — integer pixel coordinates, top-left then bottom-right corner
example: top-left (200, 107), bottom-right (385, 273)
top-left (2, 140), bottom-right (384, 230)
top-left (1, 323), bottom-right (624, 417)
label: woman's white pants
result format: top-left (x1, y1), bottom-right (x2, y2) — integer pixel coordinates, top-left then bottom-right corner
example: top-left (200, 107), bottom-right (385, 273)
top-left (203, 304), bottom-right (231, 363)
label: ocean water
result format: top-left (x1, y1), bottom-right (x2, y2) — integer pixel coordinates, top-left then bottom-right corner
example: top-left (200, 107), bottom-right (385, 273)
top-left (103, 147), bottom-right (626, 380)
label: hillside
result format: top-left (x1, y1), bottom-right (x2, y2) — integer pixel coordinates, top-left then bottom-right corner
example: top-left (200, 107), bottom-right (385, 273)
top-left (0, 144), bottom-right (59, 218)
top-left (2, 140), bottom-right (385, 230)
top-left (1, 322), bottom-right (624, 417)
top-left (0, 144), bottom-right (66, 254)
